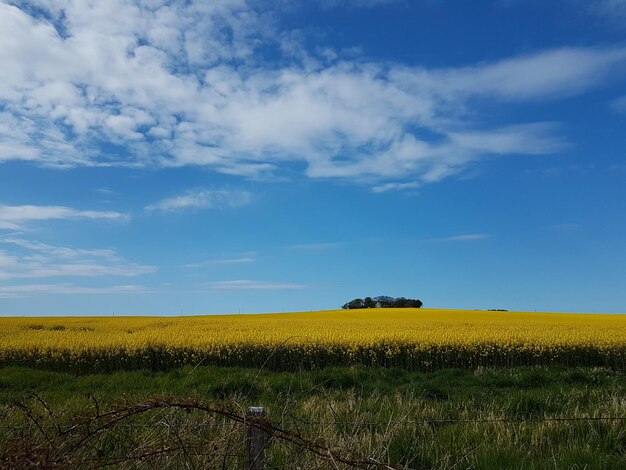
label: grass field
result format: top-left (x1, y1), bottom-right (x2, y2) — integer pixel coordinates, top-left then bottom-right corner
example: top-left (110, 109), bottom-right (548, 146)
top-left (1, 308), bottom-right (626, 372)
top-left (1, 365), bottom-right (625, 468)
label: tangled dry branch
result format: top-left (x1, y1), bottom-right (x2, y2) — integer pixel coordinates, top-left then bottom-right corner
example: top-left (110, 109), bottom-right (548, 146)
top-left (3, 394), bottom-right (403, 470)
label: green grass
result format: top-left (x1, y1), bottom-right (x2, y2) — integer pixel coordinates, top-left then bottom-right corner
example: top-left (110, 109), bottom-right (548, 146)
top-left (1, 364), bottom-right (617, 403)
top-left (1, 366), bottom-right (625, 468)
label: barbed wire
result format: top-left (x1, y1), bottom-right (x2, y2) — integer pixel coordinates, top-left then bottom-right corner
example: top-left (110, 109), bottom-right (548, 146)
top-left (7, 395), bottom-right (404, 469)
top-left (4, 394), bottom-right (626, 469)
top-left (2, 414), bottom-right (624, 430)
top-left (281, 415), bottom-right (626, 426)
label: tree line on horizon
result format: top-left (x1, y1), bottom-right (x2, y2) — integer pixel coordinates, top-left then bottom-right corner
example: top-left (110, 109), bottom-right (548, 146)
top-left (341, 296), bottom-right (423, 310)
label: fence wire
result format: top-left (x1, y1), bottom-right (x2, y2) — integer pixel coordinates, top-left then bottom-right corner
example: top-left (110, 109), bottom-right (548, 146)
top-left (2, 414), bottom-right (626, 431)
top-left (2, 395), bottom-right (625, 470)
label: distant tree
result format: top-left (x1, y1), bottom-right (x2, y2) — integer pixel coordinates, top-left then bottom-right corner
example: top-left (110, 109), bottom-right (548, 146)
top-left (342, 298), bottom-right (365, 309)
top-left (342, 296), bottom-right (422, 309)
top-left (393, 297), bottom-right (408, 308)
top-left (373, 296), bottom-right (394, 307)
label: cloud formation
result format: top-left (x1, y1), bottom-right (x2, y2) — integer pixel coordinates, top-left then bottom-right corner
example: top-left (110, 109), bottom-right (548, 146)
top-left (206, 280), bottom-right (308, 289)
top-left (183, 256), bottom-right (256, 268)
top-left (145, 189), bottom-right (252, 212)
top-left (428, 234), bottom-right (491, 242)
top-left (0, 237), bottom-right (156, 280)
top-left (0, 283), bottom-right (153, 298)
top-left (372, 181), bottom-right (420, 193)
top-left (0, 204), bottom-right (128, 230)
top-left (1, 1), bottom-right (625, 186)
top-left (287, 242), bottom-right (345, 250)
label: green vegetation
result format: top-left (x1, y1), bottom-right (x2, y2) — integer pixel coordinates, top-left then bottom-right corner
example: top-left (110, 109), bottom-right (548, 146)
top-left (1, 365), bottom-right (625, 468)
top-left (342, 295), bottom-right (423, 309)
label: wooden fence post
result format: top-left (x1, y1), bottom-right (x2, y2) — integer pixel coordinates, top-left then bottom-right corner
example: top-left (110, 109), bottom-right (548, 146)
top-left (245, 406), bottom-right (265, 470)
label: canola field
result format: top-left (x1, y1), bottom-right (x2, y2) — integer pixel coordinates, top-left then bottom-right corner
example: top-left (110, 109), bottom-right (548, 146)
top-left (1, 309), bottom-right (625, 372)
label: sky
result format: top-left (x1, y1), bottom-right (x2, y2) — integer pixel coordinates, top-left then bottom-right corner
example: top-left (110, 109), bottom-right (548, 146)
top-left (0, 0), bottom-right (625, 315)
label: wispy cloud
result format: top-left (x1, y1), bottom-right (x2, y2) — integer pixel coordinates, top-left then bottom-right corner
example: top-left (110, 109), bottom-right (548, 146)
top-left (588, 0), bottom-right (626, 23)
top-left (372, 181), bottom-right (419, 193)
top-left (0, 237), bottom-right (156, 280)
top-left (183, 256), bottom-right (256, 268)
top-left (205, 280), bottom-right (308, 290)
top-left (428, 48), bottom-right (626, 101)
top-left (318, 0), bottom-right (403, 8)
top-left (611, 95), bottom-right (626, 112)
top-left (287, 242), bottom-right (345, 250)
top-left (2, 238), bottom-right (118, 259)
top-left (0, 204), bottom-right (128, 230)
top-left (0, 283), bottom-right (154, 297)
top-left (548, 223), bottom-right (581, 231)
top-left (1, 2), bottom-right (625, 187)
top-left (94, 187), bottom-right (118, 195)
top-left (145, 189), bottom-right (252, 212)
top-left (427, 234), bottom-right (491, 242)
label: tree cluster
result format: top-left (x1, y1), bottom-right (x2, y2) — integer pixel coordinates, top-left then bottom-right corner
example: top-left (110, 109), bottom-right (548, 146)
top-left (341, 296), bottom-right (423, 310)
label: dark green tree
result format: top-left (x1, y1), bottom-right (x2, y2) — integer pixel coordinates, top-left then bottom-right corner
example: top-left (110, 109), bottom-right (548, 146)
top-left (342, 298), bottom-right (365, 309)
top-left (342, 296), bottom-right (422, 309)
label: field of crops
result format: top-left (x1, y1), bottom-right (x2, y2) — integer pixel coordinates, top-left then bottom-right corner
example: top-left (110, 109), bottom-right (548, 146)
top-left (1, 309), bottom-right (625, 372)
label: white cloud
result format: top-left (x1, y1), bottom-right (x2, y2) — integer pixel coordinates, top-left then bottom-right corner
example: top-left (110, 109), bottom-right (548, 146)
top-left (0, 283), bottom-right (154, 296)
top-left (0, 204), bottom-right (128, 230)
top-left (372, 181), bottom-right (419, 193)
top-left (1, 238), bottom-right (118, 259)
top-left (1, 2), bottom-right (625, 185)
top-left (0, 237), bottom-right (156, 280)
top-left (446, 124), bottom-right (566, 155)
top-left (423, 48), bottom-right (626, 101)
top-left (93, 187), bottom-right (119, 195)
top-left (183, 256), bottom-right (256, 268)
top-left (428, 234), bottom-right (491, 242)
top-left (206, 280), bottom-right (308, 289)
top-left (145, 188), bottom-right (252, 212)
top-left (287, 242), bottom-right (345, 250)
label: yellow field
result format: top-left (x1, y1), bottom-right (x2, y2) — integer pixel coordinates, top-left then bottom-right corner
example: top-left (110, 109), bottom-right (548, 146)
top-left (1, 309), bottom-right (625, 372)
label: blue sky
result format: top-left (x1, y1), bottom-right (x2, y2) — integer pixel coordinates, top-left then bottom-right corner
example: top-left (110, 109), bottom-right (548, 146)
top-left (1, 0), bottom-right (625, 315)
